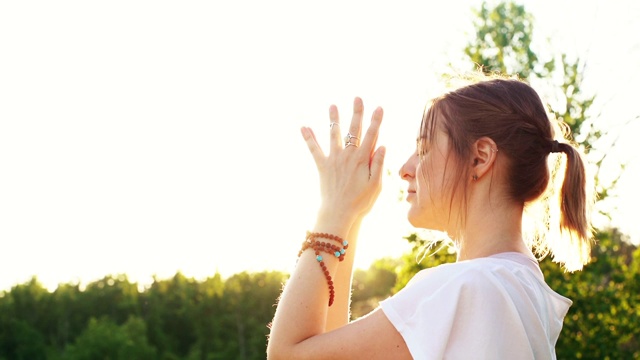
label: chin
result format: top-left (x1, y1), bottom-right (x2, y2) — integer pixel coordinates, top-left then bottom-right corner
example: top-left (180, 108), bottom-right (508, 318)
top-left (407, 211), bottom-right (430, 229)
top-left (407, 216), bottom-right (422, 228)
top-left (407, 209), bottom-right (445, 232)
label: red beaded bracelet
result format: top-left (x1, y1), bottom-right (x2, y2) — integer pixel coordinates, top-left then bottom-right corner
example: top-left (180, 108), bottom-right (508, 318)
top-left (298, 231), bottom-right (349, 306)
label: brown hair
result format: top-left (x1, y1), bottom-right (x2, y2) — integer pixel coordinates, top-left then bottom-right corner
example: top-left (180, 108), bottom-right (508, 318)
top-left (419, 73), bottom-right (594, 271)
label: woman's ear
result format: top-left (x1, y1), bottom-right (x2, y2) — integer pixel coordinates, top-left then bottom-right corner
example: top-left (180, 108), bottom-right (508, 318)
top-left (471, 137), bottom-right (498, 180)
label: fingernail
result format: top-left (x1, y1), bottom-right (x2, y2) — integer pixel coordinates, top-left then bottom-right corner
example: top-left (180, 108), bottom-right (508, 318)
top-left (300, 127), bottom-right (309, 139)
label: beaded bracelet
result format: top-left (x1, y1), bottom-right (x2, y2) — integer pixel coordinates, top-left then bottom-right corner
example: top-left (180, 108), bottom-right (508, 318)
top-left (298, 231), bottom-right (349, 306)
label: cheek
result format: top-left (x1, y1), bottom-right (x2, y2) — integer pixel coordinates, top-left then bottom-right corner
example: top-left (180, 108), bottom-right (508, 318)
top-left (416, 163), bottom-right (439, 199)
top-left (412, 174), bottom-right (437, 218)
top-left (415, 165), bottom-right (450, 218)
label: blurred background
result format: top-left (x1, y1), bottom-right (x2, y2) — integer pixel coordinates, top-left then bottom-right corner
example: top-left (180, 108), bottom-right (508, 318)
top-left (1, 0), bottom-right (638, 358)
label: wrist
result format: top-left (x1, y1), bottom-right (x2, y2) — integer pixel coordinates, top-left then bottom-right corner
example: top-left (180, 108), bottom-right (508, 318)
top-left (313, 208), bottom-right (360, 239)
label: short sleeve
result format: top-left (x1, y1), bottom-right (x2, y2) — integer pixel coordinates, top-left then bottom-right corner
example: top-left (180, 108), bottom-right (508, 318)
top-left (380, 261), bottom-right (550, 360)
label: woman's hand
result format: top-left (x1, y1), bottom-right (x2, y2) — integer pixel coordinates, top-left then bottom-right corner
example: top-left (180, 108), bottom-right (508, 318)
top-left (301, 97), bottom-right (386, 226)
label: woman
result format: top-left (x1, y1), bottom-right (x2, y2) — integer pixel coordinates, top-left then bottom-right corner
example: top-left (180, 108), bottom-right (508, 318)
top-left (267, 74), bottom-right (593, 359)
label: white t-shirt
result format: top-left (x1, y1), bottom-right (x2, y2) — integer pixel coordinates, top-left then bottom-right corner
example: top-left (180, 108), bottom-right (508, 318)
top-left (379, 252), bottom-right (571, 360)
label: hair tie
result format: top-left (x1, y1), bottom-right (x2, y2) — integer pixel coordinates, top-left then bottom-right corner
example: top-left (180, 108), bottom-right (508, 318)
top-left (549, 140), bottom-right (561, 153)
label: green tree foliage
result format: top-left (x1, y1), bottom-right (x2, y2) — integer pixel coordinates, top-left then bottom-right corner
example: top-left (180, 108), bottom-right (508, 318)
top-left (350, 257), bottom-right (401, 319)
top-left (0, 270), bottom-right (287, 360)
top-left (142, 272), bottom-right (200, 357)
top-left (542, 229), bottom-right (640, 359)
top-left (220, 272), bottom-right (284, 360)
top-left (392, 232), bottom-right (457, 293)
top-left (0, 277), bottom-right (49, 360)
top-left (63, 316), bottom-right (156, 360)
top-left (465, 1), bottom-right (543, 80)
top-left (82, 275), bottom-right (142, 325)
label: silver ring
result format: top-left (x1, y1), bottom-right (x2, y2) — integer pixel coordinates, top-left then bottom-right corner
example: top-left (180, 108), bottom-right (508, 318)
top-left (345, 141), bottom-right (358, 148)
top-left (344, 132), bottom-right (359, 143)
top-left (330, 122), bottom-right (339, 129)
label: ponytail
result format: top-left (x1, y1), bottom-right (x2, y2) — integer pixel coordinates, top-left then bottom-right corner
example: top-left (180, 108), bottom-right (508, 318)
top-left (551, 142), bottom-right (594, 271)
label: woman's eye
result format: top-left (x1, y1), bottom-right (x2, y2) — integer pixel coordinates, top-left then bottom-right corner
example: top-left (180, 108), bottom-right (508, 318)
top-left (416, 138), bottom-right (428, 156)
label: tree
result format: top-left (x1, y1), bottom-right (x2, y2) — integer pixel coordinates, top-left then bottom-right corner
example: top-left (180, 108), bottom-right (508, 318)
top-left (46, 283), bottom-right (85, 355)
top-left (220, 271), bottom-right (286, 360)
top-left (0, 269), bottom-right (289, 360)
top-left (0, 277), bottom-right (49, 360)
top-left (187, 272), bottom-right (227, 360)
top-left (63, 316), bottom-right (156, 360)
top-left (465, 1), bottom-right (545, 80)
top-left (541, 228), bottom-right (640, 359)
top-left (141, 272), bottom-right (199, 358)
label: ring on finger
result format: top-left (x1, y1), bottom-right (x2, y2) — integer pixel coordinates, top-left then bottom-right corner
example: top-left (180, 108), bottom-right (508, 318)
top-left (330, 122), bottom-right (339, 129)
top-left (345, 141), bottom-right (358, 148)
top-left (344, 132), bottom-right (359, 143)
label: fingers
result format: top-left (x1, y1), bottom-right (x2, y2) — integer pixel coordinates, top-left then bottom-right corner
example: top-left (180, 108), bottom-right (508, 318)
top-left (329, 104), bottom-right (342, 154)
top-left (347, 97), bottom-right (364, 148)
top-left (369, 146), bottom-right (386, 183)
top-left (359, 106), bottom-right (383, 154)
top-left (301, 126), bottom-right (324, 166)
top-left (303, 100), bottom-right (383, 171)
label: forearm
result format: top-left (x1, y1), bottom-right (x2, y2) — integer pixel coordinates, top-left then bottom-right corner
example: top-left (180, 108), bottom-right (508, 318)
top-left (268, 216), bottom-right (353, 354)
top-left (326, 218), bottom-right (363, 330)
top-left (268, 210), bottom-right (367, 356)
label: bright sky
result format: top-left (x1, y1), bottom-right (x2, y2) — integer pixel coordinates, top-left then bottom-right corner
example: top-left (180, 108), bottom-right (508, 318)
top-left (1, 1), bottom-right (639, 292)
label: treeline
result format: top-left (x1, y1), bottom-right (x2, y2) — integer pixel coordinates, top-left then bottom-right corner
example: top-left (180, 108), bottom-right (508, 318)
top-left (0, 271), bottom-right (287, 360)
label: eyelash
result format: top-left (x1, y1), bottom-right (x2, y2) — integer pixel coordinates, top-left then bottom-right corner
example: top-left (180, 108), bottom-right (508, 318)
top-left (417, 142), bottom-right (428, 156)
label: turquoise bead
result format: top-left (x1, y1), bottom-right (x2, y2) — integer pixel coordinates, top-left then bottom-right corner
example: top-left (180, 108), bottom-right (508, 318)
top-left (340, 249), bottom-right (345, 255)
top-left (343, 241), bottom-right (348, 246)
top-left (334, 251), bottom-right (341, 257)
top-left (316, 255), bottom-right (323, 262)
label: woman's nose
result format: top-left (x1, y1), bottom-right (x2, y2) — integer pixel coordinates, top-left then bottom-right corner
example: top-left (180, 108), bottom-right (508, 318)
top-left (399, 153), bottom-right (417, 180)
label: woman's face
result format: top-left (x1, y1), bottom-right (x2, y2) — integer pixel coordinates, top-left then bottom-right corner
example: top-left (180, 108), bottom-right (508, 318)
top-left (399, 127), bottom-right (458, 231)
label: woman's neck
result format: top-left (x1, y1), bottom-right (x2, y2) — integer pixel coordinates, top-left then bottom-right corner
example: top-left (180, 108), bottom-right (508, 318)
top-left (455, 201), bottom-right (531, 262)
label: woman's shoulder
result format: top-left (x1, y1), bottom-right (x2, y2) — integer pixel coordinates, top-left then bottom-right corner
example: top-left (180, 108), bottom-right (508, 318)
top-left (407, 252), bottom-right (527, 286)
top-left (402, 252), bottom-right (571, 306)
top-left (393, 257), bottom-right (506, 304)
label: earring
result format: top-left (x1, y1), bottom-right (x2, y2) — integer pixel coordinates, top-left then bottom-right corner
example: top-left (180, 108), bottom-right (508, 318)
top-left (472, 174), bottom-right (478, 181)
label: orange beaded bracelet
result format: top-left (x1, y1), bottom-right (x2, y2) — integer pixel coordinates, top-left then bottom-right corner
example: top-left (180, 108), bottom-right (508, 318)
top-left (298, 231), bottom-right (349, 306)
